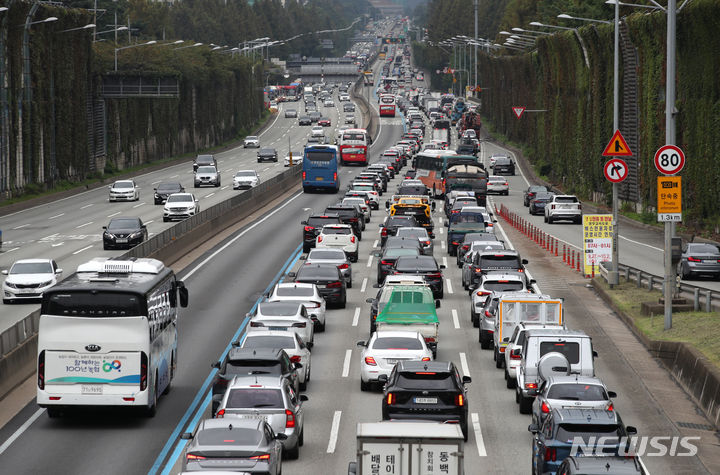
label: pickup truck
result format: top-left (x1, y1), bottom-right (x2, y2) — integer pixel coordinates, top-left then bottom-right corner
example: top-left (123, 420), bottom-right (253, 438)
top-left (373, 285), bottom-right (440, 357)
top-left (348, 421), bottom-right (464, 475)
top-left (544, 194), bottom-right (582, 224)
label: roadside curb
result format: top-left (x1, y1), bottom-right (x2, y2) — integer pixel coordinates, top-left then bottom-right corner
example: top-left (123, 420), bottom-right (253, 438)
top-left (591, 278), bottom-right (720, 430)
top-left (0, 112), bottom-right (277, 218)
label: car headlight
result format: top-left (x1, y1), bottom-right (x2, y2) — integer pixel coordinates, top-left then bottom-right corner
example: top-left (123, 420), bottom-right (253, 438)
top-left (154, 193), bottom-right (160, 198)
top-left (5, 282), bottom-right (17, 289)
top-left (39, 280), bottom-right (53, 287)
top-left (129, 231), bottom-right (143, 238)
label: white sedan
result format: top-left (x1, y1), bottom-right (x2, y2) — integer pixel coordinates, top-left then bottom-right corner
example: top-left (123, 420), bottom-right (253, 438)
top-left (357, 331), bottom-right (433, 391)
top-left (2, 259), bottom-right (62, 304)
top-left (316, 224), bottom-right (358, 262)
top-left (243, 135), bottom-right (260, 148)
top-left (163, 193), bottom-right (199, 221)
top-left (233, 170), bottom-right (259, 189)
top-left (267, 282), bottom-right (327, 332)
top-left (284, 152), bottom-right (303, 167)
top-left (487, 176), bottom-right (509, 195)
top-left (324, 99), bottom-right (335, 107)
top-left (311, 126), bottom-right (325, 137)
top-left (108, 179), bottom-right (139, 202)
top-left (240, 330), bottom-right (313, 390)
top-left (247, 301), bottom-right (314, 344)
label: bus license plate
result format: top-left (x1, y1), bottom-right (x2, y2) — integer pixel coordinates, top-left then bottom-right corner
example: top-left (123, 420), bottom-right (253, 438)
top-left (414, 397), bottom-right (437, 404)
top-left (315, 177), bottom-right (324, 181)
top-left (81, 384), bottom-right (103, 395)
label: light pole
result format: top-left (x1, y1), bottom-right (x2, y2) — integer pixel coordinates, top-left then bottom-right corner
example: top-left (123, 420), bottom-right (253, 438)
top-left (0, 6), bottom-right (9, 195)
top-left (664, 1), bottom-right (677, 330)
top-left (93, 25), bottom-right (128, 43)
top-left (557, 13), bottom-right (611, 25)
top-left (114, 40), bottom-right (157, 71)
top-left (511, 27), bottom-right (551, 36)
top-left (529, 21), bottom-right (575, 31)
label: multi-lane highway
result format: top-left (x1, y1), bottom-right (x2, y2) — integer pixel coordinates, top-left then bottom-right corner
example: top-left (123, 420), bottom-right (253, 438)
top-left (0, 36), bottom-right (717, 475)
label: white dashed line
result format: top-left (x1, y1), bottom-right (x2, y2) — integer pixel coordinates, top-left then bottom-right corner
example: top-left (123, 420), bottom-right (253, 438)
top-left (107, 212), bottom-right (121, 218)
top-left (48, 213), bottom-right (64, 219)
top-left (438, 227), bottom-right (444, 235)
top-left (4, 247), bottom-right (19, 252)
top-left (366, 255), bottom-right (373, 268)
top-left (373, 239), bottom-right (379, 248)
top-left (441, 241), bottom-right (446, 249)
top-left (75, 221), bottom-right (93, 229)
top-left (352, 307), bottom-right (360, 327)
top-left (145, 220), bottom-right (154, 225)
top-left (326, 411), bottom-right (342, 453)
top-left (342, 349), bottom-right (352, 378)
top-left (471, 413), bottom-right (488, 457)
top-left (221, 186), bottom-right (229, 190)
top-left (459, 352), bottom-right (470, 377)
top-left (205, 193), bottom-right (215, 198)
top-left (442, 256), bottom-right (448, 268)
top-left (72, 245), bottom-right (93, 255)
top-left (171, 174), bottom-right (179, 178)
top-left (452, 309), bottom-right (460, 329)
top-left (132, 203), bottom-right (145, 208)
top-left (446, 279), bottom-right (453, 294)
top-left (80, 204), bottom-right (93, 210)
top-left (151, 180), bottom-right (161, 185)
top-left (360, 277), bottom-right (368, 293)
top-left (12, 224), bottom-right (29, 229)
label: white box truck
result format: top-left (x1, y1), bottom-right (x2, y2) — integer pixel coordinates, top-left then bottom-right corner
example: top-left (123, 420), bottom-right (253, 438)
top-left (348, 421), bottom-right (464, 475)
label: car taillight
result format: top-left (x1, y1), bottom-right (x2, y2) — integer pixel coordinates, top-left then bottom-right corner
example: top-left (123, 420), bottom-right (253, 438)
top-left (302, 171), bottom-right (306, 180)
top-left (317, 236), bottom-right (323, 243)
top-left (333, 172), bottom-right (338, 181)
top-left (423, 240), bottom-right (431, 246)
top-left (551, 204), bottom-right (556, 209)
top-left (424, 337), bottom-right (436, 343)
top-left (546, 447), bottom-right (557, 462)
top-left (510, 351), bottom-right (522, 360)
top-left (216, 409), bottom-right (225, 418)
top-left (187, 454), bottom-right (206, 461)
top-left (381, 229), bottom-right (388, 237)
top-left (285, 409), bottom-right (296, 428)
top-left (476, 290), bottom-right (490, 296)
top-left (688, 256), bottom-right (701, 262)
top-left (365, 356), bottom-right (377, 366)
top-left (525, 382), bottom-right (537, 389)
top-left (474, 268), bottom-right (483, 273)
top-left (351, 236), bottom-right (356, 243)
top-left (421, 357), bottom-right (431, 361)
top-left (140, 351), bottom-right (148, 391)
top-left (250, 321), bottom-right (264, 327)
top-left (461, 245), bottom-right (470, 252)
top-left (381, 260), bottom-right (394, 265)
top-left (451, 241), bottom-right (459, 245)
top-left (427, 272), bottom-right (442, 278)
top-left (386, 393), bottom-right (396, 405)
top-left (371, 191), bottom-right (378, 196)
top-left (607, 403), bottom-right (614, 411)
top-left (38, 350), bottom-right (45, 390)
top-left (455, 394), bottom-right (465, 406)
top-left (292, 322), bottom-right (307, 328)
top-left (304, 226), bottom-right (314, 232)
top-left (578, 204), bottom-right (582, 210)
top-left (484, 310), bottom-right (492, 317)
top-left (541, 401), bottom-right (550, 413)
top-left (338, 263), bottom-right (349, 269)
top-left (250, 453), bottom-right (272, 460)
top-left (327, 281), bottom-right (342, 288)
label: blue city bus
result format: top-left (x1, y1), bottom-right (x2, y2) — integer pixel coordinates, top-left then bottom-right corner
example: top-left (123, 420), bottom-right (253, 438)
top-left (302, 145), bottom-right (339, 193)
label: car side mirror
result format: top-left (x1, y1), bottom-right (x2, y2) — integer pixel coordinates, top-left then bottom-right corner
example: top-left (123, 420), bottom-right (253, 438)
top-left (439, 265), bottom-right (446, 269)
top-left (356, 340), bottom-right (367, 347)
top-left (527, 388), bottom-right (538, 397)
top-left (607, 390), bottom-right (617, 398)
top-left (435, 299), bottom-right (441, 308)
top-left (180, 432), bottom-right (193, 440)
top-left (529, 279), bottom-right (536, 285)
top-left (1, 270), bottom-right (7, 275)
top-left (276, 433), bottom-right (288, 440)
top-left (293, 362), bottom-right (303, 369)
top-left (300, 220), bottom-right (307, 225)
top-left (153, 188), bottom-right (157, 191)
top-left (444, 222), bottom-right (449, 227)
top-left (372, 283), bottom-right (380, 288)
top-left (377, 374), bottom-right (388, 383)
top-left (626, 426), bottom-right (638, 435)
top-left (374, 251), bottom-right (382, 257)
top-left (431, 202), bottom-right (436, 210)
top-left (102, 226), bottom-right (107, 230)
top-left (503, 337), bottom-right (510, 343)
top-left (306, 342), bottom-right (314, 350)
top-left (462, 375), bottom-right (472, 384)
top-left (522, 259), bottom-right (528, 264)
top-left (141, 225), bottom-right (147, 229)
top-left (592, 350), bottom-right (599, 358)
top-left (287, 272), bottom-right (296, 278)
top-left (211, 361), bottom-right (221, 369)
top-left (528, 423), bottom-right (539, 434)
top-left (55, 269), bottom-right (63, 274)
top-left (300, 394), bottom-right (309, 402)
top-left (179, 286), bottom-right (189, 308)
top-left (299, 255), bottom-right (307, 260)
top-left (385, 201), bottom-right (390, 209)
top-left (231, 341), bottom-right (241, 348)
top-left (366, 298), bottom-right (376, 304)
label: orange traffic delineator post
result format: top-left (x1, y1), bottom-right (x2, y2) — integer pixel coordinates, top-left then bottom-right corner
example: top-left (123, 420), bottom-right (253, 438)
top-left (554, 238), bottom-right (559, 257)
top-left (570, 250), bottom-right (575, 269)
top-left (562, 245), bottom-right (567, 263)
top-left (576, 251), bottom-right (582, 273)
top-left (591, 262), bottom-right (595, 278)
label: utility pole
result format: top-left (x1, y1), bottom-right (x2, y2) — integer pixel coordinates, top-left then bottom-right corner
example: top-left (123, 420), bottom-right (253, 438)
top-left (473, 0), bottom-right (478, 94)
top-left (664, 0), bottom-right (677, 330)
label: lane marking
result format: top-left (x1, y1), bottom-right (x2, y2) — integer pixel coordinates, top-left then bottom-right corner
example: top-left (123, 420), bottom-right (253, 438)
top-left (48, 213), bottom-right (64, 219)
top-left (442, 256), bottom-right (448, 268)
top-left (441, 241), bottom-right (446, 249)
top-left (75, 221), bottom-right (93, 229)
top-left (446, 279), bottom-right (453, 294)
top-left (459, 352), bottom-right (470, 377)
top-left (342, 349), bottom-right (352, 378)
top-left (326, 410), bottom-right (342, 453)
top-left (80, 204), bottom-right (93, 210)
top-left (205, 193), bottom-right (215, 198)
top-left (438, 227), bottom-right (444, 235)
top-left (41, 233), bottom-right (58, 240)
top-left (145, 220), bottom-right (154, 225)
top-left (170, 174), bottom-right (179, 178)
top-left (107, 212), bottom-right (121, 218)
top-left (352, 307), bottom-right (360, 327)
top-left (12, 224), bottom-right (29, 229)
top-left (0, 408), bottom-right (45, 456)
top-left (72, 245), bottom-right (93, 255)
top-left (452, 309), bottom-right (460, 329)
top-left (221, 186), bottom-right (229, 190)
top-left (366, 255), bottom-right (373, 268)
top-left (360, 277), bottom-right (368, 293)
top-left (373, 239), bottom-right (378, 248)
top-left (132, 203), bottom-right (145, 208)
top-left (4, 247), bottom-right (19, 252)
top-left (51, 242), bottom-right (64, 247)
top-left (471, 413), bottom-right (488, 457)
top-left (151, 180), bottom-right (161, 185)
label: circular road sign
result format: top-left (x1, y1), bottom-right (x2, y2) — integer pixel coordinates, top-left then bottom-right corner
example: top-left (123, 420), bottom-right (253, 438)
top-left (654, 144), bottom-right (685, 175)
top-left (604, 158), bottom-right (628, 183)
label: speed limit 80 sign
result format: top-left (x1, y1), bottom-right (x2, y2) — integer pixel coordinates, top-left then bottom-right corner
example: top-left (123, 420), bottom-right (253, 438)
top-left (654, 144), bottom-right (685, 175)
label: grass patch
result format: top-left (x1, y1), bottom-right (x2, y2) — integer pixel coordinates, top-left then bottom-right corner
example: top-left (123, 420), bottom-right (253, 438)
top-left (596, 278), bottom-right (720, 367)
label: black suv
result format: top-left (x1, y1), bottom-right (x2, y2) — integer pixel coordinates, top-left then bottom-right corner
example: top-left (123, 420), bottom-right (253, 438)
top-left (492, 157), bottom-right (516, 175)
top-left (324, 204), bottom-right (364, 239)
top-left (380, 216), bottom-right (418, 246)
top-left (393, 255), bottom-right (445, 299)
top-left (529, 409), bottom-right (637, 475)
top-left (153, 182), bottom-right (185, 204)
top-left (301, 214), bottom-right (341, 253)
top-left (381, 361), bottom-right (471, 440)
top-left (292, 263), bottom-right (347, 308)
top-left (469, 250), bottom-right (528, 289)
top-left (210, 347), bottom-right (301, 414)
top-left (193, 154), bottom-right (217, 172)
top-left (257, 148), bottom-right (278, 163)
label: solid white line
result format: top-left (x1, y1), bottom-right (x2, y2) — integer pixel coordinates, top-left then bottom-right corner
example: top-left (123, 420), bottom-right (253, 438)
top-left (107, 212), bottom-right (121, 218)
top-left (0, 408), bottom-right (45, 456)
top-left (151, 180), bottom-right (161, 185)
top-left (171, 174), bottom-right (179, 178)
top-left (352, 307), bottom-right (360, 327)
top-left (205, 193), bottom-right (215, 198)
top-left (373, 239), bottom-right (378, 248)
top-left (182, 193), bottom-right (303, 280)
top-left (459, 352), bottom-right (470, 377)
top-left (620, 235), bottom-right (663, 252)
top-left (326, 410), bottom-right (342, 453)
top-left (48, 213), bottom-right (64, 219)
top-left (442, 256), bottom-right (448, 268)
top-left (80, 204), bottom-right (93, 210)
top-left (446, 279), bottom-right (453, 294)
top-left (471, 413), bottom-right (488, 457)
top-left (366, 255), bottom-right (373, 268)
top-left (5, 247), bottom-right (19, 252)
top-left (360, 277), bottom-right (368, 293)
top-left (12, 224), bottom-right (29, 229)
top-left (342, 350), bottom-right (352, 378)
top-left (41, 233), bottom-right (58, 240)
top-left (75, 221), bottom-right (93, 229)
top-left (72, 245), bottom-right (93, 255)
top-left (132, 203), bottom-right (145, 208)
top-left (452, 309), bottom-right (460, 329)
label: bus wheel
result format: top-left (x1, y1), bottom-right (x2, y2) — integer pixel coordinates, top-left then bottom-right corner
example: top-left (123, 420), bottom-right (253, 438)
top-left (146, 378), bottom-right (158, 417)
top-left (163, 353), bottom-right (174, 396)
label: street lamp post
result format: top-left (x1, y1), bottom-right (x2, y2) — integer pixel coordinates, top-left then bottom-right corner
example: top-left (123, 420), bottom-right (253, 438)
top-left (114, 40), bottom-right (157, 71)
top-left (664, 0), bottom-right (677, 330)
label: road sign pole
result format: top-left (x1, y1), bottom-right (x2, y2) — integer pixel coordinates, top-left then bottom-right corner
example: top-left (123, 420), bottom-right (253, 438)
top-left (609, 0), bottom-right (620, 288)
top-left (664, 0), bottom-right (677, 331)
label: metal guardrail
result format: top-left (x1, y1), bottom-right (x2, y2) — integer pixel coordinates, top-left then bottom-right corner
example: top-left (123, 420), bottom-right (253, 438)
top-left (102, 77), bottom-right (180, 98)
top-left (0, 165), bottom-right (302, 358)
top-left (598, 261), bottom-right (720, 312)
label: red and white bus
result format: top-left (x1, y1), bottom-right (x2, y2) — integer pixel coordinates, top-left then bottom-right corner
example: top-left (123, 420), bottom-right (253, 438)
top-left (339, 128), bottom-right (369, 165)
top-left (379, 94), bottom-right (396, 117)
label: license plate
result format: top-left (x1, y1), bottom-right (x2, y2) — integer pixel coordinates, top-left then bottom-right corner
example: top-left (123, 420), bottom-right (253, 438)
top-left (316, 177), bottom-right (324, 181)
top-left (414, 397), bottom-right (437, 404)
top-left (116, 238), bottom-right (128, 243)
top-left (239, 414), bottom-right (267, 422)
top-left (269, 326), bottom-right (286, 331)
top-left (81, 384), bottom-right (103, 395)
top-left (385, 359), bottom-right (402, 365)
top-left (703, 260), bottom-right (716, 264)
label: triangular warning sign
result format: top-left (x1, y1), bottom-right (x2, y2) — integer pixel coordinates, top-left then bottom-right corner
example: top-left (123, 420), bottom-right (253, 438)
top-left (512, 106), bottom-right (525, 119)
top-left (602, 130), bottom-right (633, 156)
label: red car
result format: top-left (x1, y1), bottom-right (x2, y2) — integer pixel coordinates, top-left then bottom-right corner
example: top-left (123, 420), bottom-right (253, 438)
top-left (318, 117), bottom-right (331, 127)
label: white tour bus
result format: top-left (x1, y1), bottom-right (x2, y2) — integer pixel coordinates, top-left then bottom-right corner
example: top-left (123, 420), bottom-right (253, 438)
top-left (37, 257), bottom-right (188, 417)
